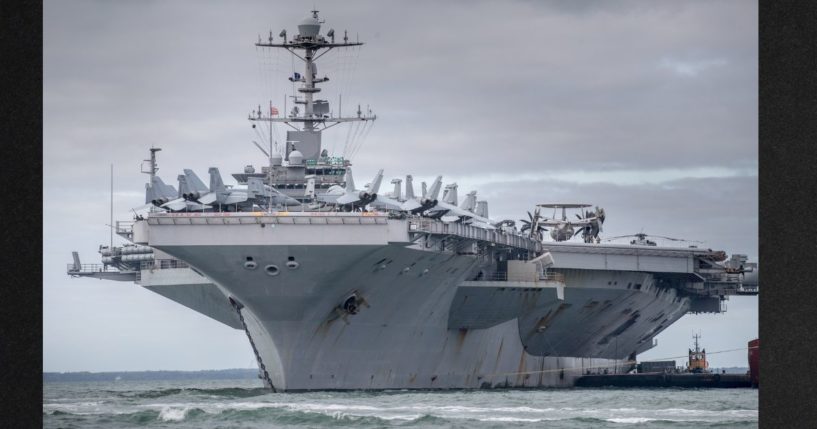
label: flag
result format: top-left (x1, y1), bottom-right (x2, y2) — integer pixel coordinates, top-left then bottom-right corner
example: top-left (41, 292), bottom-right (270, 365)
top-left (270, 106), bottom-right (279, 116)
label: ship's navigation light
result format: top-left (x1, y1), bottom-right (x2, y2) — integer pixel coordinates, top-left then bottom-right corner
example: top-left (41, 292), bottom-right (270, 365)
top-left (269, 30), bottom-right (273, 43)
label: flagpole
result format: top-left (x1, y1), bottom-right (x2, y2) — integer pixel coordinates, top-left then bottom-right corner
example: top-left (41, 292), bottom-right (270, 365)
top-left (110, 163), bottom-right (113, 250)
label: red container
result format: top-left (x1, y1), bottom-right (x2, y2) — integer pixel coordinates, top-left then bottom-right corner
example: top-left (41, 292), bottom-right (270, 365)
top-left (748, 338), bottom-right (759, 387)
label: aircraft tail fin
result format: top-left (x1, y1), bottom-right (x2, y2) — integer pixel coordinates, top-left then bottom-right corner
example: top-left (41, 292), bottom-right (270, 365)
top-left (208, 167), bottom-right (226, 194)
top-left (405, 175), bottom-right (415, 200)
top-left (183, 169), bottom-right (209, 193)
top-left (390, 178), bottom-right (402, 201)
top-left (145, 182), bottom-right (157, 204)
top-left (460, 191), bottom-right (476, 211)
top-left (247, 177), bottom-right (264, 197)
top-left (153, 176), bottom-right (177, 199)
top-left (476, 200), bottom-right (489, 218)
top-left (177, 174), bottom-right (190, 198)
top-left (345, 168), bottom-right (356, 193)
top-left (442, 183), bottom-right (458, 205)
top-left (370, 169), bottom-right (384, 194)
top-left (427, 176), bottom-right (443, 201)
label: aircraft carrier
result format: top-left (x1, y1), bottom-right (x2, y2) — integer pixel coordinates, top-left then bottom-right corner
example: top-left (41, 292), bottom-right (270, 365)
top-left (67, 10), bottom-right (758, 391)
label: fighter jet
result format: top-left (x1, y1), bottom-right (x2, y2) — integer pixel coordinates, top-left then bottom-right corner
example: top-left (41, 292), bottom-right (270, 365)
top-left (165, 168), bottom-right (299, 211)
top-left (370, 176), bottom-right (417, 211)
top-left (161, 174), bottom-right (211, 211)
top-left (427, 184), bottom-right (482, 219)
top-left (420, 184), bottom-right (498, 228)
top-left (319, 168), bottom-right (384, 209)
top-left (399, 175), bottom-right (442, 214)
top-left (202, 167), bottom-right (300, 209)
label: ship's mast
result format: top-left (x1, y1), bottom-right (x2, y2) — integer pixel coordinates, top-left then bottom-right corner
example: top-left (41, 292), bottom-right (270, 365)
top-left (250, 10), bottom-right (376, 160)
top-left (142, 147), bottom-right (161, 181)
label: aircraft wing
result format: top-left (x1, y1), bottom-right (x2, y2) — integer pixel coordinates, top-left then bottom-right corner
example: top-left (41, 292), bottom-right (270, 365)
top-left (401, 198), bottom-right (422, 212)
top-left (316, 194), bottom-right (339, 204)
top-left (198, 192), bottom-right (218, 205)
top-left (434, 201), bottom-right (475, 218)
top-left (161, 198), bottom-right (210, 211)
top-left (224, 192), bottom-right (249, 205)
top-left (336, 193), bottom-right (361, 205)
top-left (261, 185), bottom-right (300, 206)
top-left (370, 195), bottom-right (403, 211)
top-left (161, 198), bottom-right (188, 211)
top-left (185, 201), bottom-right (210, 211)
top-left (276, 193), bottom-right (301, 206)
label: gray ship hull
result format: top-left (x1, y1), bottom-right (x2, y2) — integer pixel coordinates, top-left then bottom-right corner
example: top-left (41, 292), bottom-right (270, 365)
top-left (147, 215), bottom-right (691, 391)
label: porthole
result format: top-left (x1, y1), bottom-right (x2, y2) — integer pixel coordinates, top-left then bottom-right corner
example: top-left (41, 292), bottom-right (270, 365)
top-left (244, 261), bottom-right (257, 270)
top-left (286, 260), bottom-right (300, 269)
top-left (265, 264), bottom-right (280, 276)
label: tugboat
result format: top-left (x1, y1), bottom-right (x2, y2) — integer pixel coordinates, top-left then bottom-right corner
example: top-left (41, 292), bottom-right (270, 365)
top-left (687, 334), bottom-right (710, 373)
top-left (576, 333), bottom-right (751, 388)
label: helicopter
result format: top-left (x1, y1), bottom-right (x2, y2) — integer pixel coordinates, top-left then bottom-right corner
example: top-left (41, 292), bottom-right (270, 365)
top-left (603, 232), bottom-right (703, 247)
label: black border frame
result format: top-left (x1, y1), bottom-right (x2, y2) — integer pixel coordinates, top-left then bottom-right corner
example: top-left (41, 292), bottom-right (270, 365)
top-left (1, 0), bottom-right (815, 426)
top-left (759, 0), bottom-right (817, 426)
top-left (0, 0), bottom-right (43, 426)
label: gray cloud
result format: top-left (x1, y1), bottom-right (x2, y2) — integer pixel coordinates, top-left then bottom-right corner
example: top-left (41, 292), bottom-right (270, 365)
top-left (44, 0), bottom-right (757, 371)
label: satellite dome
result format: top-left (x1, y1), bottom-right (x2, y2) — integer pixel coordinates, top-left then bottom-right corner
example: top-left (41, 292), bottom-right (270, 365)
top-left (244, 165), bottom-right (255, 174)
top-left (298, 13), bottom-right (321, 38)
top-left (271, 152), bottom-right (283, 166)
top-left (288, 150), bottom-right (304, 165)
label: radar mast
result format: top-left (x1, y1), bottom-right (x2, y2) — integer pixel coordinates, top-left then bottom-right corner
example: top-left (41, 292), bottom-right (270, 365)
top-left (250, 10), bottom-right (376, 164)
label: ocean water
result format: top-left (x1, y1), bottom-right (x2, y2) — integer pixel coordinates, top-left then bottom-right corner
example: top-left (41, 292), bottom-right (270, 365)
top-left (43, 378), bottom-right (758, 428)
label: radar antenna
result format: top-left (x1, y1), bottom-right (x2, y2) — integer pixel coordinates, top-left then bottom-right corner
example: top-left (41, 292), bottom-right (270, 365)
top-left (250, 10), bottom-right (376, 164)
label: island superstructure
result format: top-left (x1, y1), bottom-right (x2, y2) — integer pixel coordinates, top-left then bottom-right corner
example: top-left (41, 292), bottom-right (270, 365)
top-left (68, 10), bottom-right (758, 391)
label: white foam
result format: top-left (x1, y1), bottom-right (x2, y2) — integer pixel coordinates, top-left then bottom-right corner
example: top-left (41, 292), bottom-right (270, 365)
top-left (479, 417), bottom-right (552, 422)
top-left (607, 417), bottom-right (656, 424)
top-left (328, 411), bottom-right (422, 421)
top-left (158, 406), bottom-right (191, 422)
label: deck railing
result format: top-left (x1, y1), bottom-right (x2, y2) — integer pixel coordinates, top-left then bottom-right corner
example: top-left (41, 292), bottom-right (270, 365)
top-left (407, 217), bottom-right (541, 252)
top-left (116, 221), bottom-right (134, 235)
top-left (140, 259), bottom-right (190, 270)
top-left (472, 272), bottom-right (565, 283)
top-left (66, 263), bottom-right (107, 273)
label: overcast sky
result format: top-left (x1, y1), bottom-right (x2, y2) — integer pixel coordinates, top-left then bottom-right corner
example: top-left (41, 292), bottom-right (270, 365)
top-left (44, 0), bottom-right (757, 371)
